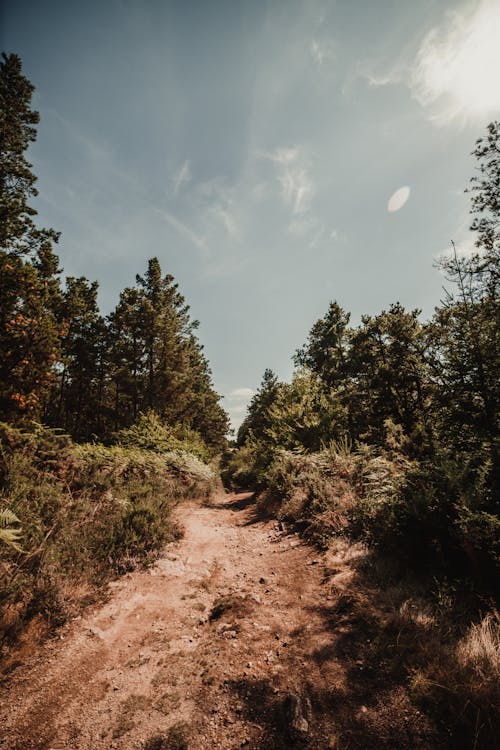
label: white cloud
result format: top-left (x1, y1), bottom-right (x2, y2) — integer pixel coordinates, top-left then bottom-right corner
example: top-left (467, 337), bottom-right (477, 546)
top-left (308, 224), bottom-right (325, 249)
top-left (210, 203), bottom-right (241, 241)
top-left (364, 70), bottom-right (402, 88)
top-left (310, 38), bottom-right (335, 68)
top-left (228, 404), bottom-right (249, 415)
top-left (173, 159), bottom-right (191, 194)
top-left (388, 186), bottom-right (411, 212)
top-left (411, 0), bottom-right (500, 125)
top-left (229, 387), bottom-right (255, 398)
top-left (289, 214), bottom-right (317, 237)
top-left (258, 146), bottom-right (315, 215)
top-left (280, 167), bottom-right (314, 214)
top-left (257, 146), bottom-right (300, 165)
top-left (197, 179), bottom-right (243, 242)
top-left (155, 208), bottom-right (207, 253)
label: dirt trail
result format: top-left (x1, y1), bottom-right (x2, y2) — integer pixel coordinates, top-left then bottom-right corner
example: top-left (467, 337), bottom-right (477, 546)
top-left (0, 492), bottom-right (431, 750)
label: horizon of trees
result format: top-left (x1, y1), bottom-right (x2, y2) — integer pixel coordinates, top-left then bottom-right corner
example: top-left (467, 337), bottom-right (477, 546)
top-left (234, 120), bottom-right (498, 589)
top-left (238, 120), bottom-right (499, 467)
top-left (0, 52), bottom-right (229, 448)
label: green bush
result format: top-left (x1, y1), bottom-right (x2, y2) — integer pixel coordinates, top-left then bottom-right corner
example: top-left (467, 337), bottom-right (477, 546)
top-left (0, 421), bottom-right (216, 656)
top-left (116, 410), bottom-right (212, 462)
top-left (259, 442), bottom-right (408, 547)
top-left (221, 441), bottom-right (273, 489)
top-left (248, 436), bottom-right (498, 590)
top-left (348, 448), bottom-right (499, 587)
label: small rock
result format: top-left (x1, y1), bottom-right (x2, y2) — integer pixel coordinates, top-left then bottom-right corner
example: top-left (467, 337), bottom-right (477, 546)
top-left (259, 577), bottom-right (266, 585)
top-left (282, 693), bottom-right (312, 740)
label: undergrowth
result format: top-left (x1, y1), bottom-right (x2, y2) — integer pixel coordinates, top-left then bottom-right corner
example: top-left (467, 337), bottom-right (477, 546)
top-left (225, 437), bottom-right (499, 748)
top-left (0, 421), bottom-right (218, 663)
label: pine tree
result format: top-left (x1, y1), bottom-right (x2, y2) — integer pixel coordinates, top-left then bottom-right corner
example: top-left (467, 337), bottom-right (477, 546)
top-left (45, 276), bottom-right (106, 438)
top-left (107, 258), bottom-right (228, 447)
top-left (237, 369), bottom-right (281, 446)
top-left (433, 122), bottom-right (499, 454)
top-left (0, 53), bottom-right (62, 420)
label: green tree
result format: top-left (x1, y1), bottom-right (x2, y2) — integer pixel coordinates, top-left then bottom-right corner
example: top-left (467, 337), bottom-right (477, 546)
top-left (237, 369), bottom-right (281, 446)
top-left (467, 120), bottom-right (499, 296)
top-left (294, 301), bottom-right (351, 389)
top-left (432, 121), bottom-right (499, 457)
top-left (107, 258), bottom-right (228, 448)
top-left (0, 53), bottom-right (62, 420)
top-left (45, 276), bottom-right (107, 438)
top-left (266, 370), bottom-right (346, 452)
top-left (347, 304), bottom-right (433, 451)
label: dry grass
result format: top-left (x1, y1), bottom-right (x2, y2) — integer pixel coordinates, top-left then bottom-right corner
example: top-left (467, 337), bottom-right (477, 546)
top-left (112, 693), bottom-right (149, 738)
top-left (457, 610), bottom-right (500, 683)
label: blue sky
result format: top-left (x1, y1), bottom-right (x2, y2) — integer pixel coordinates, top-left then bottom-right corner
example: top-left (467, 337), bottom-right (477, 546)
top-left (2, 0), bottom-right (500, 430)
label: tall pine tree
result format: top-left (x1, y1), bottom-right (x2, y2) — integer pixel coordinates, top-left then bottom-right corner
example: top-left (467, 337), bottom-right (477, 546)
top-left (0, 53), bottom-right (61, 420)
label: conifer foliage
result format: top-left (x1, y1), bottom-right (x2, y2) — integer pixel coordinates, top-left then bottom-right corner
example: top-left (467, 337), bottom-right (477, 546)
top-left (0, 54), bottom-right (228, 448)
top-left (0, 53), bottom-right (62, 419)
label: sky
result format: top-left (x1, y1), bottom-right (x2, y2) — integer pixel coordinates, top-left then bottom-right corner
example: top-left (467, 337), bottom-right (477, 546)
top-left (2, 0), bottom-right (500, 431)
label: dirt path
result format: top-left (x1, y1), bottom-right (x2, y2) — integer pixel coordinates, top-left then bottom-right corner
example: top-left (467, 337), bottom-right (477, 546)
top-left (0, 492), bottom-right (432, 750)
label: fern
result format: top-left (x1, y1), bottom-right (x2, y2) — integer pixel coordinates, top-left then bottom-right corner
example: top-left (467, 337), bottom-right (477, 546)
top-left (0, 508), bottom-right (23, 551)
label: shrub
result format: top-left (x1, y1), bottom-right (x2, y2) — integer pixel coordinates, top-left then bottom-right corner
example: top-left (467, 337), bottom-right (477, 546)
top-left (0, 421), bottom-right (216, 659)
top-left (116, 410), bottom-right (212, 462)
top-left (259, 442), bottom-right (409, 548)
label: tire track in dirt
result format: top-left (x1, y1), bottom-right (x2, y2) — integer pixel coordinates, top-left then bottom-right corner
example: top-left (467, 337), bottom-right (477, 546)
top-left (0, 492), bottom-right (432, 750)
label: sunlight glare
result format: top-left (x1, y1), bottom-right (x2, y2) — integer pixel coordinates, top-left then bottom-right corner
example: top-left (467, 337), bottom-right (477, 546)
top-left (414, 0), bottom-right (500, 122)
top-left (388, 186), bottom-right (410, 213)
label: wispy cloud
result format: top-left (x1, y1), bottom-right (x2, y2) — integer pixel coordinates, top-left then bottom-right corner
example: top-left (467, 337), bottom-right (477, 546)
top-left (258, 146), bottom-right (315, 215)
top-left (212, 203), bottom-right (240, 239)
top-left (280, 167), bottom-right (314, 215)
top-left (257, 147), bottom-right (300, 165)
top-left (310, 38), bottom-right (335, 68)
top-left (308, 224), bottom-right (325, 249)
top-left (363, 70), bottom-right (403, 88)
top-left (155, 208), bottom-right (207, 253)
top-left (172, 159), bottom-right (191, 194)
top-left (197, 179), bottom-right (243, 242)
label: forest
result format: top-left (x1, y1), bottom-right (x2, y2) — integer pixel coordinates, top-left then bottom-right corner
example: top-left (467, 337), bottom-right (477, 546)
top-left (0, 52), bottom-right (498, 749)
top-left (0, 54), bottom-right (228, 448)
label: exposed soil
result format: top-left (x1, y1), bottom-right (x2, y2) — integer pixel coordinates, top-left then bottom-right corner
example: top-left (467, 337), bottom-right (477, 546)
top-left (0, 492), bottom-right (436, 749)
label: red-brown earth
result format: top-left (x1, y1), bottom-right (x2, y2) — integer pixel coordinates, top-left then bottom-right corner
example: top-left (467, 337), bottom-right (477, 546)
top-left (0, 492), bottom-right (435, 749)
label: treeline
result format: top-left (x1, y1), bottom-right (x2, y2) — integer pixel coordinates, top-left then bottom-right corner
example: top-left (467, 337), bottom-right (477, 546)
top-left (231, 121), bottom-right (499, 591)
top-left (0, 53), bottom-right (228, 449)
top-left (0, 52), bottom-right (227, 656)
